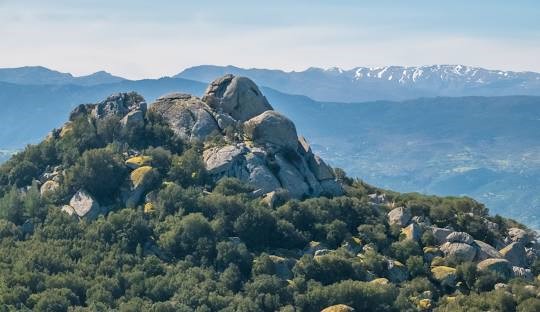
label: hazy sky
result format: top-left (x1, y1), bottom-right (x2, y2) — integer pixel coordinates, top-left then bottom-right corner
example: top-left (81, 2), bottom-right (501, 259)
top-left (1, 0), bottom-right (539, 79)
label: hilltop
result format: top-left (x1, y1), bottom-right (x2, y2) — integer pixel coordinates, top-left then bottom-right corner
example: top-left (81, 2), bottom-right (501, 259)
top-left (0, 75), bottom-right (539, 311)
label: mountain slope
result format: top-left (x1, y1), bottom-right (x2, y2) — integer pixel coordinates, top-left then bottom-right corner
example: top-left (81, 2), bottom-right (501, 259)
top-left (0, 75), bottom-right (538, 311)
top-left (176, 65), bottom-right (540, 102)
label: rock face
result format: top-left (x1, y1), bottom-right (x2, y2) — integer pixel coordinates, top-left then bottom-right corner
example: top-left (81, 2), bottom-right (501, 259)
top-left (91, 92), bottom-right (147, 120)
top-left (149, 93), bottom-right (219, 142)
top-left (148, 75), bottom-right (342, 199)
top-left (202, 75), bottom-right (273, 121)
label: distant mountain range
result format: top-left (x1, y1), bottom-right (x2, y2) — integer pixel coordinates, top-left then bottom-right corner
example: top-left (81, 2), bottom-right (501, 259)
top-left (0, 65), bottom-right (539, 228)
top-left (0, 66), bottom-right (126, 86)
top-left (176, 65), bottom-right (540, 102)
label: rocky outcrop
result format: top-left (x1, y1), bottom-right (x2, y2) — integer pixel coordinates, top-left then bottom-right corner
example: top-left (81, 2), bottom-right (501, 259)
top-left (92, 92), bottom-right (147, 121)
top-left (149, 93), bottom-right (220, 142)
top-left (430, 227), bottom-right (454, 244)
top-left (63, 190), bottom-right (101, 220)
top-left (507, 228), bottom-right (530, 245)
top-left (145, 75), bottom-right (344, 200)
top-left (446, 232), bottom-right (474, 245)
top-left (388, 207), bottom-right (411, 227)
top-left (202, 75), bottom-right (273, 122)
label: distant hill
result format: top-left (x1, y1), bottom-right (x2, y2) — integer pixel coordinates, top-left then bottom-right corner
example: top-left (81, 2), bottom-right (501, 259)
top-left (0, 66), bottom-right (126, 86)
top-left (176, 65), bottom-right (540, 102)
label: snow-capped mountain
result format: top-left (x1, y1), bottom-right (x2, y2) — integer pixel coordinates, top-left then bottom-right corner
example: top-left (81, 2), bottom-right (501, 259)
top-left (176, 65), bottom-right (540, 102)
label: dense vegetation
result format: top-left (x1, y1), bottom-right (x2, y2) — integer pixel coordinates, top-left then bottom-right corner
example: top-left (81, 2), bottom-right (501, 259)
top-left (0, 111), bottom-right (539, 311)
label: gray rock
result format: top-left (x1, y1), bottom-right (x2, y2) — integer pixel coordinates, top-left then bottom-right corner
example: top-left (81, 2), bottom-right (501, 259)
top-left (314, 249), bottom-right (331, 257)
top-left (446, 232), bottom-right (475, 245)
top-left (387, 207), bottom-right (411, 227)
top-left (402, 223), bottom-right (422, 241)
top-left (245, 152), bottom-right (281, 196)
top-left (244, 111), bottom-right (298, 150)
top-left (274, 153), bottom-right (311, 198)
top-left (477, 258), bottom-right (513, 280)
top-left (202, 75), bottom-right (273, 122)
top-left (440, 242), bottom-right (477, 263)
top-left (474, 240), bottom-right (503, 261)
top-left (150, 94), bottom-right (219, 142)
top-left (203, 145), bottom-right (246, 175)
top-left (67, 190), bottom-right (101, 220)
top-left (92, 92), bottom-right (147, 120)
top-left (320, 179), bottom-right (344, 197)
top-left (120, 110), bottom-right (144, 128)
top-left (500, 242), bottom-right (527, 267)
top-left (430, 227), bottom-right (454, 244)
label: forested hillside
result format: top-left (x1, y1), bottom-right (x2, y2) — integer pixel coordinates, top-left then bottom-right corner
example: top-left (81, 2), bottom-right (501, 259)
top-left (0, 76), bottom-right (539, 311)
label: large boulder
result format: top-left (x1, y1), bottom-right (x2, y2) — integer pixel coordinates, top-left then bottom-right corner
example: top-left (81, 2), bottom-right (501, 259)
top-left (244, 152), bottom-right (282, 196)
top-left (65, 190), bottom-right (101, 220)
top-left (244, 111), bottom-right (298, 150)
top-left (150, 93), bottom-right (220, 141)
top-left (500, 242), bottom-right (527, 267)
top-left (477, 258), bottom-right (513, 280)
top-left (321, 304), bottom-right (355, 312)
top-left (202, 75), bottom-right (273, 122)
top-left (440, 242), bottom-right (477, 263)
top-left (387, 207), bottom-right (411, 227)
top-left (474, 240), bottom-right (503, 261)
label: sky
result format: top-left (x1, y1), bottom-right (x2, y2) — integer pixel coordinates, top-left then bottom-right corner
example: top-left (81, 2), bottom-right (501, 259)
top-left (1, 0), bottom-right (540, 79)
